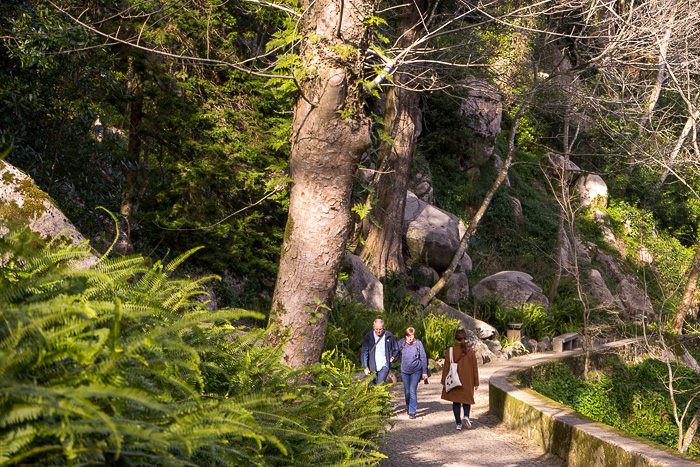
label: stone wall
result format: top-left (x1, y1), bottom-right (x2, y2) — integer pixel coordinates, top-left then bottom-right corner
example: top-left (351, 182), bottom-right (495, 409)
top-left (489, 340), bottom-right (699, 467)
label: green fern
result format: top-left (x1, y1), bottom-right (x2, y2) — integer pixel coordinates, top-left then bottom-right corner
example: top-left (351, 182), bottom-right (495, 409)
top-left (0, 227), bottom-right (392, 465)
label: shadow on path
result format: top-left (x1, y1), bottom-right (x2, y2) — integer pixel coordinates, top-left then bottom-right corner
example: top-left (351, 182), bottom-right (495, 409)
top-left (378, 355), bottom-right (566, 466)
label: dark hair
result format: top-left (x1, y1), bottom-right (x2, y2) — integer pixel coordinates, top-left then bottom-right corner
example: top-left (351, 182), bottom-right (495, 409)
top-left (455, 329), bottom-right (468, 355)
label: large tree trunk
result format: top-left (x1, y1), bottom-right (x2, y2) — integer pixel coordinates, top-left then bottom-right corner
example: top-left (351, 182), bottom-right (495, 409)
top-left (357, 0), bottom-right (427, 278)
top-left (672, 242), bottom-right (700, 333)
top-left (270, 0), bottom-right (374, 368)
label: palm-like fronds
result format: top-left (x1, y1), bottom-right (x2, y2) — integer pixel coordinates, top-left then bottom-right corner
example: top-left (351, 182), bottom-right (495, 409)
top-left (0, 228), bottom-right (392, 465)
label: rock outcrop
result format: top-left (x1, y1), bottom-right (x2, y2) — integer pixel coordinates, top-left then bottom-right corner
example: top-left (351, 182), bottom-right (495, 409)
top-left (587, 269), bottom-right (623, 310)
top-left (426, 298), bottom-right (498, 340)
top-left (577, 174), bottom-right (608, 209)
top-left (0, 160), bottom-right (97, 268)
top-left (594, 250), bottom-right (655, 319)
top-left (471, 271), bottom-right (549, 308)
top-left (457, 79), bottom-right (503, 172)
top-left (337, 254), bottom-right (384, 311)
top-left (403, 191), bottom-right (470, 272)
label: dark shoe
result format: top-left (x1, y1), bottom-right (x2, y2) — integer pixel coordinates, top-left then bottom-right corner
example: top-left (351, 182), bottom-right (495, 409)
top-left (409, 414), bottom-right (416, 420)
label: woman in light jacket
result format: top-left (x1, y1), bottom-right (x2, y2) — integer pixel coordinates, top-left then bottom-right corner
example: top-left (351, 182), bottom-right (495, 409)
top-left (397, 327), bottom-right (429, 419)
top-left (440, 328), bottom-right (479, 430)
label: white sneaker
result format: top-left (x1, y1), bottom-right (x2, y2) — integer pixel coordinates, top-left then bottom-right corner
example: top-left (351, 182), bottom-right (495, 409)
top-left (455, 423), bottom-right (462, 431)
top-left (462, 417), bottom-right (471, 429)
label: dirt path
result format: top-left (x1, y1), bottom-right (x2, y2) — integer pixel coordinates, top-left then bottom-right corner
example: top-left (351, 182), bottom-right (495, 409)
top-left (379, 354), bottom-right (566, 466)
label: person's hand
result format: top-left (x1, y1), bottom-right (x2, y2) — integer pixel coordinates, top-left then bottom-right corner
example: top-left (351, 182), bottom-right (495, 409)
top-left (474, 386), bottom-right (479, 391)
top-left (422, 373), bottom-right (428, 380)
top-left (390, 356), bottom-right (395, 362)
top-left (364, 368), bottom-right (371, 376)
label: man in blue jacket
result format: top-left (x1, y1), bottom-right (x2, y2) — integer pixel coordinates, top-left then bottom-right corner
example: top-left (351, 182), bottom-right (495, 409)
top-left (361, 319), bottom-right (399, 384)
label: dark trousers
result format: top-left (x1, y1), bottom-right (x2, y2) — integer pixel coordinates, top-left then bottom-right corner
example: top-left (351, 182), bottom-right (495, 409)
top-left (453, 402), bottom-right (471, 423)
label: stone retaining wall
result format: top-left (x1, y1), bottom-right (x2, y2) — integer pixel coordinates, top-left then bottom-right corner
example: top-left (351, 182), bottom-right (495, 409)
top-left (489, 339), bottom-right (698, 467)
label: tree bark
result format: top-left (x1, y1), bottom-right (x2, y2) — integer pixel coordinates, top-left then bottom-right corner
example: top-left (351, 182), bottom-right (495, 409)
top-left (270, 0), bottom-right (374, 368)
top-left (357, 0), bottom-right (427, 278)
top-left (672, 242), bottom-right (700, 333)
top-left (121, 55), bottom-right (144, 220)
top-left (548, 208), bottom-right (565, 303)
top-left (657, 106), bottom-right (700, 187)
top-left (680, 402), bottom-right (700, 453)
top-left (637, 16), bottom-right (674, 135)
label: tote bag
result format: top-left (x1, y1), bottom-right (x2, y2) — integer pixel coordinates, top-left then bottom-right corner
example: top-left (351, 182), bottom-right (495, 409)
top-left (444, 347), bottom-right (463, 392)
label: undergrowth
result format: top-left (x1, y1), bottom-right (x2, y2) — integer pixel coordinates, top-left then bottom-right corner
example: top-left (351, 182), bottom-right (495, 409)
top-left (0, 227), bottom-right (392, 466)
top-left (526, 357), bottom-right (700, 458)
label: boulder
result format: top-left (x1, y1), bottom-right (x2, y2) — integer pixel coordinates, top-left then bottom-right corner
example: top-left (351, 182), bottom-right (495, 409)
top-left (558, 234), bottom-right (574, 272)
top-left (547, 152), bottom-right (581, 183)
top-left (458, 252), bottom-right (473, 273)
top-left (521, 337), bottom-right (538, 354)
top-left (432, 331), bottom-right (496, 364)
top-left (588, 269), bottom-right (623, 311)
top-left (445, 271), bottom-right (470, 305)
top-left (427, 299), bottom-right (498, 339)
top-left (407, 171), bottom-right (434, 204)
top-left (193, 284), bottom-right (218, 311)
top-left (574, 236), bottom-right (596, 263)
top-left (502, 344), bottom-right (528, 359)
top-left (429, 358), bottom-right (443, 372)
top-left (0, 160), bottom-right (97, 268)
top-left (337, 254), bottom-right (384, 311)
top-left (470, 335), bottom-right (497, 364)
top-left (577, 174), bottom-right (608, 209)
top-left (493, 154), bottom-right (511, 187)
top-left (471, 271), bottom-right (549, 308)
top-left (638, 247), bottom-right (653, 265)
top-left (594, 250), bottom-right (630, 284)
top-left (509, 196), bottom-right (524, 225)
top-left (594, 250), bottom-right (655, 319)
top-left (484, 339), bottom-right (503, 354)
top-left (616, 279), bottom-right (655, 320)
top-left (414, 264), bottom-right (439, 286)
top-left (403, 191), bottom-right (467, 271)
top-left (457, 79), bottom-right (502, 170)
top-left (538, 336), bottom-right (552, 352)
top-left (598, 222), bottom-right (621, 253)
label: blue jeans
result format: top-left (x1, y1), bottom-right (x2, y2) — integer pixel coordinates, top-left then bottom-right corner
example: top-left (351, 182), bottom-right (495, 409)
top-left (453, 402), bottom-right (471, 423)
top-left (374, 365), bottom-right (390, 385)
top-left (402, 371), bottom-right (422, 416)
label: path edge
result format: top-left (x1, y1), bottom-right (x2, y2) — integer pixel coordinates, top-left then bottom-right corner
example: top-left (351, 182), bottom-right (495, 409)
top-left (488, 339), bottom-right (699, 467)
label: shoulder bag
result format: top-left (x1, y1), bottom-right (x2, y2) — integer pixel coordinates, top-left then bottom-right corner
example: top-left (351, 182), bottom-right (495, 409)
top-left (444, 347), bottom-right (468, 392)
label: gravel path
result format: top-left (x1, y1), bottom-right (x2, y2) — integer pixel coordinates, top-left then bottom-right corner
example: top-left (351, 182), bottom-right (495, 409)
top-left (379, 355), bottom-right (566, 466)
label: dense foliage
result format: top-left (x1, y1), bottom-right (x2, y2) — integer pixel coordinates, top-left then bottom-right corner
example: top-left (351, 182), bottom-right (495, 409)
top-left (526, 357), bottom-right (700, 458)
top-left (324, 273), bottom-right (463, 367)
top-left (0, 1), bottom-right (291, 311)
top-left (0, 228), bottom-right (393, 466)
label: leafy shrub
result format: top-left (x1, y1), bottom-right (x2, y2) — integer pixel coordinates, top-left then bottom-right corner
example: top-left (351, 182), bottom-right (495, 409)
top-left (324, 297), bottom-right (380, 366)
top-left (420, 313), bottom-right (461, 360)
top-left (527, 353), bottom-right (700, 459)
top-left (605, 199), bottom-right (693, 317)
top-left (491, 303), bottom-right (553, 341)
top-left (0, 228), bottom-right (392, 465)
top-left (530, 363), bottom-right (583, 407)
top-left (574, 377), bottom-right (622, 427)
